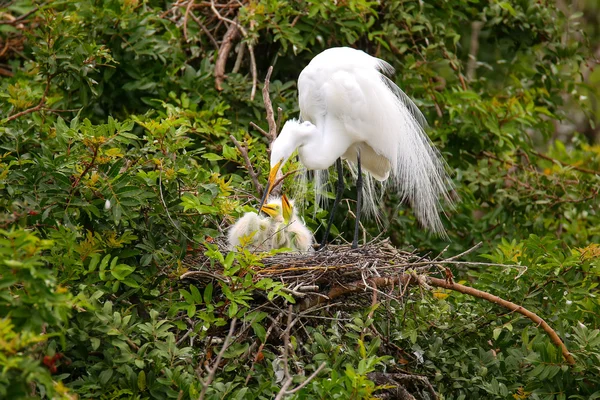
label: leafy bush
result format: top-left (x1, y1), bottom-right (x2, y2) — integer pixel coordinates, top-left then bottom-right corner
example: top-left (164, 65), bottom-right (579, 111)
top-left (0, 0), bottom-right (598, 399)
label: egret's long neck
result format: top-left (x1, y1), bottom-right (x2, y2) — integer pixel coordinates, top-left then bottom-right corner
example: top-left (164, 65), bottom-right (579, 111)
top-left (298, 118), bottom-right (352, 170)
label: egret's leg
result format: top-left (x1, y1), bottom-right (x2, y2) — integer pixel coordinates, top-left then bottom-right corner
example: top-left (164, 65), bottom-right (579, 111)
top-left (319, 158), bottom-right (344, 250)
top-left (352, 151), bottom-right (362, 249)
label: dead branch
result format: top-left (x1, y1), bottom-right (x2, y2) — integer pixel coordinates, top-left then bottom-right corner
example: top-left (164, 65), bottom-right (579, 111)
top-left (428, 276), bottom-right (576, 365)
top-left (210, 0), bottom-right (257, 99)
top-left (214, 21), bottom-right (239, 91)
top-left (4, 74), bottom-right (52, 122)
top-left (230, 134), bottom-right (263, 193)
top-left (198, 317), bottom-right (237, 400)
top-left (262, 66), bottom-right (278, 142)
top-left (466, 21), bottom-right (483, 81)
top-left (368, 372), bottom-right (437, 400)
top-left (531, 150), bottom-right (600, 175)
top-left (189, 13), bottom-right (219, 49)
top-left (275, 306), bottom-right (326, 399)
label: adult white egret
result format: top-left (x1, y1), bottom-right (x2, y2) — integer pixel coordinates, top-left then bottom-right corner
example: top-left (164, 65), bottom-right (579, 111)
top-left (259, 47), bottom-right (454, 248)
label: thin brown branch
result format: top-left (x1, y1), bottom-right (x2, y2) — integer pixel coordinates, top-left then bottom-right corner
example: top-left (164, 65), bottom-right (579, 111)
top-left (466, 21), bottom-right (483, 81)
top-left (531, 150), bottom-right (600, 175)
top-left (214, 21), bottom-right (239, 91)
top-left (4, 75), bottom-right (52, 122)
top-left (0, 2), bottom-right (47, 25)
top-left (262, 66), bottom-right (277, 142)
top-left (272, 169), bottom-right (299, 190)
top-left (232, 42), bottom-right (245, 73)
top-left (198, 317), bottom-right (237, 400)
top-left (249, 121), bottom-right (269, 138)
top-left (244, 314), bottom-right (282, 385)
top-left (298, 271), bottom-right (574, 365)
top-left (230, 134), bottom-right (263, 194)
top-left (275, 306), bottom-right (326, 399)
top-left (428, 277), bottom-right (575, 364)
top-left (182, 0), bottom-right (195, 42)
top-left (190, 13), bottom-right (219, 50)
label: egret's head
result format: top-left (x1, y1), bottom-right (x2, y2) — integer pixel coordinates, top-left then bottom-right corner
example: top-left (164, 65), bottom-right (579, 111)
top-left (260, 194), bottom-right (293, 224)
top-left (259, 120), bottom-right (316, 211)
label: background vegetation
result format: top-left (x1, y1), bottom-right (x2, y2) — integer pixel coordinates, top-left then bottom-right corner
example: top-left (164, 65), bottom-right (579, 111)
top-left (1, 0), bottom-right (598, 399)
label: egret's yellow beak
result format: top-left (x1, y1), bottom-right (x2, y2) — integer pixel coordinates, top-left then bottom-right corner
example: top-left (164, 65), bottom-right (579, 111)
top-left (281, 193), bottom-right (292, 224)
top-left (260, 203), bottom-right (279, 219)
top-left (258, 159), bottom-right (283, 214)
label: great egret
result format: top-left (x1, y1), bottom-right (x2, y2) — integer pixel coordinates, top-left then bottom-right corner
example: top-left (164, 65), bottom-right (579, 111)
top-left (227, 212), bottom-right (271, 251)
top-left (259, 47), bottom-right (454, 248)
top-left (260, 194), bottom-right (314, 252)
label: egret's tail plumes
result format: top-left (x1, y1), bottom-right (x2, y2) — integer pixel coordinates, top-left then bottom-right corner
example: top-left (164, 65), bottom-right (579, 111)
top-left (372, 61), bottom-right (455, 236)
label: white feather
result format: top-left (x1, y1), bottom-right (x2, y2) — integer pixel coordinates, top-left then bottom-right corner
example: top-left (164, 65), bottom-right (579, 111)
top-left (271, 47), bottom-right (454, 236)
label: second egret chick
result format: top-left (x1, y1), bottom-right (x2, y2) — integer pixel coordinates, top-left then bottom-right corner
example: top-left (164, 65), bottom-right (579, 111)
top-left (261, 195), bottom-right (314, 252)
top-left (227, 212), bottom-right (271, 251)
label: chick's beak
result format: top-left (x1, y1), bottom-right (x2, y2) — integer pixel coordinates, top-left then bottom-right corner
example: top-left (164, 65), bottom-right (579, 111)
top-left (281, 193), bottom-right (292, 224)
top-left (257, 159), bottom-right (283, 214)
top-left (260, 204), bottom-right (278, 218)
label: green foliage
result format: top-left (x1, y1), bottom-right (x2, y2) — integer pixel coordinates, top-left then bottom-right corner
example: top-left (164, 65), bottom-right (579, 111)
top-left (0, 0), bottom-right (598, 399)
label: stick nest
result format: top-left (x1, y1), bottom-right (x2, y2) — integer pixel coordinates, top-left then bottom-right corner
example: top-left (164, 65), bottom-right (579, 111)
top-left (181, 238), bottom-right (435, 311)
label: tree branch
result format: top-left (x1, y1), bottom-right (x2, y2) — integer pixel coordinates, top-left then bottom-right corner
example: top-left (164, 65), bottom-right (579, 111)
top-left (301, 273), bottom-right (575, 365)
top-left (198, 317), bottom-right (237, 400)
top-left (230, 134), bottom-right (263, 194)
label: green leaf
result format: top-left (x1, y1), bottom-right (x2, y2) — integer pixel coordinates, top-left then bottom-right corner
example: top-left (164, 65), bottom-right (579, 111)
top-left (137, 370), bottom-right (146, 391)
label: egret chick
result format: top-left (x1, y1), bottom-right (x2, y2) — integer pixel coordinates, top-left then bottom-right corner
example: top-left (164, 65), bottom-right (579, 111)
top-left (227, 212), bottom-right (271, 252)
top-left (261, 194), bottom-right (314, 252)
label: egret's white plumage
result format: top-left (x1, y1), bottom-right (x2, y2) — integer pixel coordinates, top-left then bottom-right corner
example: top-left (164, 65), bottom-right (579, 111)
top-left (231, 196), bottom-right (314, 252)
top-left (263, 196), bottom-right (314, 252)
top-left (268, 47), bottom-right (454, 237)
top-left (227, 212), bottom-right (270, 251)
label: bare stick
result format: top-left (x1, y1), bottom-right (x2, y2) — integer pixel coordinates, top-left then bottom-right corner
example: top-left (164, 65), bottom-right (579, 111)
top-left (248, 44), bottom-right (258, 100)
top-left (249, 121), bottom-right (269, 138)
top-left (274, 306), bottom-right (326, 399)
top-left (466, 21), bottom-right (483, 81)
top-left (428, 277), bottom-right (575, 365)
top-left (183, 0), bottom-right (195, 42)
top-left (232, 42), bottom-right (246, 73)
top-left (214, 21), bottom-right (239, 91)
top-left (4, 75), bottom-right (52, 123)
top-left (301, 273), bottom-right (575, 365)
top-left (198, 318), bottom-right (237, 400)
top-left (230, 134), bottom-right (263, 193)
top-left (190, 13), bottom-right (219, 50)
top-left (262, 66), bottom-right (277, 142)
top-left (445, 241), bottom-right (482, 261)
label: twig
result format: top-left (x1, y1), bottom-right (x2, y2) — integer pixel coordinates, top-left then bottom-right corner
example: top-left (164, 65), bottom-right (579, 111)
top-left (531, 150), bottom-right (600, 175)
top-left (198, 317), bottom-right (237, 400)
top-left (214, 21), bottom-right (239, 91)
top-left (428, 277), bottom-right (576, 365)
top-left (445, 241), bottom-right (482, 261)
top-left (232, 42), bottom-right (245, 73)
top-left (262, 66), bottom-right (277, 143)
top-left (272, 169), bottom-right (299, 190)
top-left (230, 134), bottom-right (263, 193)
top-left (209, 0), bottom-right (257, 100)
top-left (189, 13), bottom-right (219, 49)
top-left (4, 74), bottom-right (52, 122)
top-left (0, 2), bottom-right (47, 25)
top-left (182, 0), bottom-right (195, 42)
top-left (274, 306), bottom-right (326, 399)
top-left (244, 313), bottom-right (282, 384)
top-left (466, 21), bottom-right (483, 81)
top-left (249, 121), bottom-right (269, 138)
